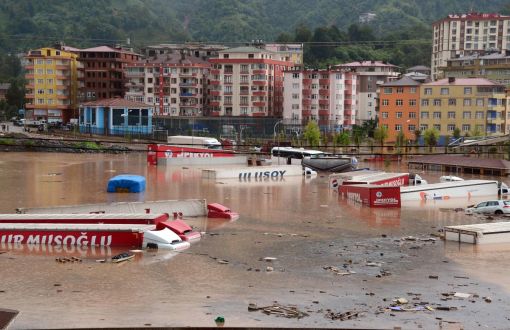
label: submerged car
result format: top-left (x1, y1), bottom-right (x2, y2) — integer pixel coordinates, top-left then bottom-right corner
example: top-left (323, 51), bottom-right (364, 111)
top-left (465, 200), bottom-right (510, 215)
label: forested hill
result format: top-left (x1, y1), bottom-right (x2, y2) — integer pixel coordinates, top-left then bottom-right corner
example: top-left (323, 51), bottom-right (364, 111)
top-left (0, 0), bottom-right (508, 51)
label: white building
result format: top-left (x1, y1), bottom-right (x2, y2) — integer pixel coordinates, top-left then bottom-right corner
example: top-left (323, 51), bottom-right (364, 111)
top-left (334, 61), bottom-right (399, 124)
top-left (283, 69), bottom-right (357, 131)
top-left (431, 13), bottom-right (510, 80)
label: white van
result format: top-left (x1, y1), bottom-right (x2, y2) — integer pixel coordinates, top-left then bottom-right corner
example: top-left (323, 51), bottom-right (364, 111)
top-left (167, 135), bottom-right (222, 149)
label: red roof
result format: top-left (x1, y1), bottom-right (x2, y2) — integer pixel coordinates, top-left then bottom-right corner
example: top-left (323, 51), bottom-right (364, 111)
top-left (424, 78), bottom-right (500, 86)
top-left (80, 98), bottom-right (152, 108)
top-left (336, 61), bottom-right (397, 68)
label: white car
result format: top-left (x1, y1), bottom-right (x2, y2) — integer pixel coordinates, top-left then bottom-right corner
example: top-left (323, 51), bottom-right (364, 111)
top-left (465, 200), bottom-right (510, 215)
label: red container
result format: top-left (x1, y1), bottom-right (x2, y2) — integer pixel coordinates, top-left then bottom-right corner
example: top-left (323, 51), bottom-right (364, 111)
top-left (339, 184), bottom-right (401, 208)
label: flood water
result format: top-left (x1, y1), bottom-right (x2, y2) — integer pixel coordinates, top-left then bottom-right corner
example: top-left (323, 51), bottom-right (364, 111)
top-left (1, 152), bottom-right (510, 329)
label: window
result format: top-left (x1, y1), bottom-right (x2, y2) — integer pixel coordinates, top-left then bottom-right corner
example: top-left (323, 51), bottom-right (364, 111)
top-left (447, 124), bottom-right (455, 132)
top-left (240, 64), bottom-right (249, 72)
top-left (224, 96), bottom-right (232, 104)
top-left (409, 99), bottom-right (416, 106)
top-left (396, 87), bottom-right (404, 93)
top-left (292, 83), bottom-right (299, 89)
top-left (46, 69), bottom-right (53, 74)
top-left (476, 98), bottom-right (484, 106)
top-left (37, 89), bottom-right (44, 94)
top-left (433, 112), bottom-right (441, 119)
top-left (408, 124), bottom-right (416, 131)
top-left (476, 124), bottom-right (484, 132)
top-left (383, 87), bottom-right (392, 94)
top-left (462, 124), bottom-right (470, 131)
top-left (421, 99), bottom-right (429, 106)
top-left (409, 112), bottom-right (416, 118)
top-left (447, 111), bottom-right (455, 119)
top-left (476, 111), bottom-right (484, 119)
top-left (396, 99), bottom-right (403, 106)
top-left (127, 109), bottom-right (139, 126)
top-left (424, 88), bottom-right (432, 95)
top-left (382, 124), bottom-right (388, 129)
top-left (395, 124), bottom-right (402, 131)
top-left (112, 109), bottom-right (124, 125)
top-left (382, 99), bottom-right (389, 106)
top-left (464, 87), bottom-right (472, 95)
top-left (291, 104), bottom-right (299, 110)
top-left (464, 98), bottom-right (472, 106)
top-left (311, 84), bottom-right (318, 89)
top-left (463, 111), bottom-right (471, 119)
top-left (240, 107), bottom-right (248, 115)
top-left (421, 112), bottom-right (429, 119)
top-left (141, 109), bottom-right (149, 126)
top-left (410, 87), bottom-right (417, 93)
top-left (47, 89), bottom-right (53, 95)
top-left (448, 98), bottom-right (456, 106)
top-left (420, 124), bottom-right (428, 131)
top-left (433, 124), bottom-right (441, 131)
top-left (292, 93), bottom-right (299, 99)
top-left (292, 73), bottom-right (300, 79)
top-left (441, 88), bottom-right (449, 95)
top-left (433, 99), bottom-right (441, 106)
top-left (396, 112), bottom-right (402, 118)
top-left (382, 112), bottom-right (388, 118)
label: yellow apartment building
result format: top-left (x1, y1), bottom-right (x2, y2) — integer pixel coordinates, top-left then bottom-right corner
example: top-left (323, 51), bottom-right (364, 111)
top-left (419, 77), bottom-right (506, 138)
top-left (25, 47), bottom-right (82, 123)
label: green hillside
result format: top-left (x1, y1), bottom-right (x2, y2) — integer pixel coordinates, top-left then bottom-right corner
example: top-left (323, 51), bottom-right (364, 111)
top-left (0, 0), bottom-right (507, 50)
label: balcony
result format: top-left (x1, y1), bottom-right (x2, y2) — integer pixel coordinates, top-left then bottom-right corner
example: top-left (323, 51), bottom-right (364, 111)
top-left (302, 110), bottom-right (312, 116)
top-left (209, 101), bottom-right (220, 107)
top-left (319, 99), bottom-right (329, 105)
top-left (55, 65), bottom-right (68, 70)
top-left (253, 69), bottom-right (267, 75)
top-left (25, 94), bottom-right (34, 99)
top-left (179, 82), bottom-right (198, 87)
top-left (180, 93), bottom-right (198, 98)
top-left (253, 101), bottom-right (266, 107)
top-left (319, 89), bottom-right (329, 96)
top-left (319, 78), bottom-right (329, 85)
top-left (252, 80), bottom-right (267, 86)
top-left (252, 112), bottom-right (266, 117)
top-left (345, 99), bottom-right (353, 105)
top-left (180, 71), bottom-right (195, 77)
top-left (344, 110), bottom-right (352, 116)
top-left (240, 90), bottom-right (250, 95)
top-left (210, 69), bottom-right (220, 75)
top-left (209, 80), bottom-right (221, 85)
top-left (345, 79), bottom-right (352, 85)
top-left (56, 85), bottom-right (68, 90)
top-left (25, 65), bottom-right (34, 70)
top-left (344, 119), bottom-right (352, 126)
top-left (239, 80), bottom-right (250, 85)
top-left (209, 111), bottom-right (221, 117)
top-left (319, 110), bottom-right (329, 116)
top-left (209, 90), bottom-right (221, 96)
top-left (302, 89), bottom-right (311, 96)
top-left (344, 89), bottom-right (352, 95)
top-left (302, 99), bottom-right (311, 106)
top-left (57, 94), bottom-right (69, 99)
top-left (56, 75), bottom-right (70, 80)
top-left (303, 78), bottom-right (312, 85)
top-left (180, 103), bottom-right (199, 107)
top-left (240, 70), bottom-right (250, 74)
top-left (125, 71), bottom-right (145, 78)
top-left (252, 91), bottom-right (266, 96)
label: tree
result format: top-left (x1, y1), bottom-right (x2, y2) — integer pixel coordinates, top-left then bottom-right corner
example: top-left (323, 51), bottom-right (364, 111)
top-left (414, 130), bottom-right (421, 144)
top-left (334, 131), bottom-right (350, 152)
top-left (374, 126), bottom-right (388, 152)
top-left (395, 131), bottom-right (406, 154)
top-left (423, 128), bottom-right (440, 152)
top-left (351, 125), bottom-right (365, 151)
top-left (452, 127), bottom-right (461, 140)
top-left (6, 78), bottom-right (25, 110)
top-left (303, 121), bottom-right (321, 147)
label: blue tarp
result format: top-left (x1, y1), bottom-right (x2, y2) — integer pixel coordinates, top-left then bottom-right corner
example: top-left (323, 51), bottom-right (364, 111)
top-left (107, 175), bottom-right (146, 193)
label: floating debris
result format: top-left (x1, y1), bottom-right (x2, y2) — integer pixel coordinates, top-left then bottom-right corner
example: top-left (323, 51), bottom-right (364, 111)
top-left (323, 265), bottom-right (355, 276)
top-left (325, 310), bottom-right (366, 321)
top-left (248, 303), bottom-right (309, 319)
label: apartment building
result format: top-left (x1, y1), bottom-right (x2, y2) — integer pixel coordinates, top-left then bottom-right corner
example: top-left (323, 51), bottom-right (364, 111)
top-left (431, 13), bottom-right (510, 80)
top-left (24, 47), bottom-right (81, 122)
top-left (125, 53), bottom-right (210, 116)
top-left (141, 43), bottom-right (228, 59)
top-left (77, 46), bottom-right (140, 102)
top-left (419, 77), bottom-right (506, 137)
top-left (264, 43), bottom-right (304, 67)
top-left (440, 53), bottom-right (510, 86)
top-left (334, 61), bottom-right (399, 123)
top-left (283, 69), bottom-right (357, 130)
top-left (378, 76), bottom-right (421, 143)
top-left (208, 46), bottom-right (292, 117)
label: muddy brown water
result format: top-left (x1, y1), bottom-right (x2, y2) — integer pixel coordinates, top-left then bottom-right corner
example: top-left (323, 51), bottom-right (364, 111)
top-left (1, 152), bottom-right (510, 329)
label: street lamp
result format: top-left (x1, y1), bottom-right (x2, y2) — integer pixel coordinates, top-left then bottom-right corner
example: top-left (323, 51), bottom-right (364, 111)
top-left (273, 120), bottom-right (283, 164)
top-left (273, 120), bottom-right (283, 142)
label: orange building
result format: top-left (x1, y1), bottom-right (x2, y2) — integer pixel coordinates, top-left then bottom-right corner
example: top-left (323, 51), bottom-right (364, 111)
top-left (378, 76), bottom-right (421, 143)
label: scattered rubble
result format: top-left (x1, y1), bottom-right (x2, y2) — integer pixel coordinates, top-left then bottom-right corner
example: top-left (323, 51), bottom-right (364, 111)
top-left (55, 257), bottom-right (82, 263)
top-left (323, 265), bottom-right (355, 276)
top-left (248, 303), bottom-right (309, 319)
top-left (325, 310), bottom-right (365, 321)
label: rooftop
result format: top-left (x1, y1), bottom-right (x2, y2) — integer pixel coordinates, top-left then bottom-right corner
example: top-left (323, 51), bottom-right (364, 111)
top-left (381, 76), bottom-right (421, 87)
top-left (133, 53), bottom-right (210, 66)
top-left (407, 65), bottom-right (430, 71)
top-left (219, 46), bottom-right (275, 54)
top-left (434, 13), bottom-right (510, 24)
top-left (423, 78), bottom-right (500, 86)
top-left (81, 98), bottom-right (152, 108)
top-left (448, 53), bottom-right (510, 61)
top-left (408, 155), bottom-right (510, 171)
top-left (335, 61), bottom-right (397, 68)
top-left (80, 46), bottom-right (139, 56)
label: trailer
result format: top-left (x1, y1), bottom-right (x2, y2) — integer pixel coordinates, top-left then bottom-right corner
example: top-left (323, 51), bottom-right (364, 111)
top-left (444, 222), bottom-right (510, 244)
top-left (400, 180), bottom-right (499, 202)
top-left (339, 184), bottom-right (401, 208)
top-left (202, 165), bottom-right (303, 180)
